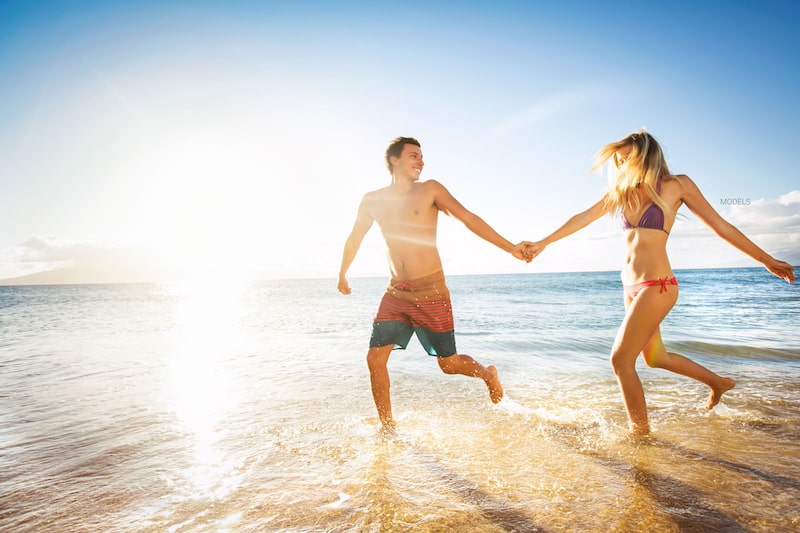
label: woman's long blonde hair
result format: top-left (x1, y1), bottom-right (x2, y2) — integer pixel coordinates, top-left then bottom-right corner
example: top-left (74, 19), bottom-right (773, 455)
top-left (592, 129), bottom-right (671, 217)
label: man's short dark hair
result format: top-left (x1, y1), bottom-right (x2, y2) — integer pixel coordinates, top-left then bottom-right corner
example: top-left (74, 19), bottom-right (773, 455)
top-left (385, 136), bottom-right (420, 175)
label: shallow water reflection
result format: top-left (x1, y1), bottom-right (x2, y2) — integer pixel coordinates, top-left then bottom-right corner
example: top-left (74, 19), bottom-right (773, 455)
top-left (1, 275), bottom-right (797, 532)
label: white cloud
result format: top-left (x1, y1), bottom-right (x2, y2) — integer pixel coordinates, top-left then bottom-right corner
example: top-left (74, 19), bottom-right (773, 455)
top-left (0, 236), bottom-right (167, 284)
top-left (1, 236), bottom-right (76, 276)
top-left (778, 190), bottom-right (800, 206)
top-left (724, 191), bottom-right (800, 232)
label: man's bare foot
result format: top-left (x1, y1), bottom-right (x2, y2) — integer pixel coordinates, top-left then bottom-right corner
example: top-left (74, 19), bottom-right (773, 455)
top-left (629, 422), bottom-right (651, 438)
top-left (485, 365), bottom-right (504, 404)
top-left (379, 419), bottom-right (397, 438)
top-left (707, 377), bottom-right (736, 410)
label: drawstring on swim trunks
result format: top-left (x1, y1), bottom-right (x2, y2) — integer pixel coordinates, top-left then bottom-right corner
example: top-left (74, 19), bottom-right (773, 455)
top-left (393, 281), bottom-right (414, 292)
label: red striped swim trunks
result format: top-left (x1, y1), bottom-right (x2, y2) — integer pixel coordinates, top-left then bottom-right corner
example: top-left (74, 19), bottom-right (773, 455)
top-left (370, 270), bottom-right (457, 357)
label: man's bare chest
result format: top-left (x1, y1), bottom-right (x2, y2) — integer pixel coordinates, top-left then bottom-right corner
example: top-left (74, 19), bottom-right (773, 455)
top-left (373, 196), bottom-right (438, 230)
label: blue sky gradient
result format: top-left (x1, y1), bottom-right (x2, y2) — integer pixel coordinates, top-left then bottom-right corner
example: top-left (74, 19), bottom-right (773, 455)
top-left (1, 1), bottom-right (798, 283)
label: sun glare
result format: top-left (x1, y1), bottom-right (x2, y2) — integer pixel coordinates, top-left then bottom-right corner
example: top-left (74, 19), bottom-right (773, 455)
top-left (164, 279), bottom-right (247, 496)
top-left (122, 131), bottom-right (297, 281)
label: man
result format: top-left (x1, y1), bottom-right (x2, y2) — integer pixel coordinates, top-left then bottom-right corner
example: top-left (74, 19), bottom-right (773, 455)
top-left (338, 136), bottom-right (530, 432)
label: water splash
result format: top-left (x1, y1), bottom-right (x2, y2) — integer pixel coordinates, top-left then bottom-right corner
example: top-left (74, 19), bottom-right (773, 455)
top-left (493, 396), bottom-right (536, 416)
top-left (325, 492), bottom-right (351, 509)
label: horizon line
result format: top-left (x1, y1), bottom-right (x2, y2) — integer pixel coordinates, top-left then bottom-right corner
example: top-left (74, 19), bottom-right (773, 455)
top-left (0, 265), bottom-right (781, 288)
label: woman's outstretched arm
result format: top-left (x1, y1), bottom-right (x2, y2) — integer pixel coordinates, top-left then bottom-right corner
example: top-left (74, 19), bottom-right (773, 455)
top-left (679, 175), bottom-right (795, 283)
top-left (525, 198), bottom-right (607, 261)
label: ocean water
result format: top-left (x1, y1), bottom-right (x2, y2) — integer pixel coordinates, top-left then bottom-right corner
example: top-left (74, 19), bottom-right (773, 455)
top-left (1, 267), bottom-right (798, 532)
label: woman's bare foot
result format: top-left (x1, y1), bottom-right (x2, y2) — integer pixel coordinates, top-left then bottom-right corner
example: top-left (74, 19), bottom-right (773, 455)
top-left (707, 377), bottom-right (736, 410)
top-left (485, 365), bottom-right (504, 403)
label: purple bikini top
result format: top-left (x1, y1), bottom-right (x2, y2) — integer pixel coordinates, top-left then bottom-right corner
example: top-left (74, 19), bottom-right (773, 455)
top-left (619, 179), bottom-right (669, 234)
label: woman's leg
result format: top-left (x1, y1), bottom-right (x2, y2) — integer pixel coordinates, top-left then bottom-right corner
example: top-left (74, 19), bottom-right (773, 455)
top-left (611, 286), bottom-right (678, 434)
top-left (640, 327), bottom-right (736, 409)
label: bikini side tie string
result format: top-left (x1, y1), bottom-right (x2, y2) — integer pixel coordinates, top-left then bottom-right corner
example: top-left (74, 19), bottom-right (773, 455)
top-left (658, 277), bottom-right (678, 293)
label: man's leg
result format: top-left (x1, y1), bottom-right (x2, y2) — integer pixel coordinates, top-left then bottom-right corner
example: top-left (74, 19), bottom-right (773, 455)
top-left (437, 354), bottom-right (504, 403)
top-left (367, 344), bottom-right (395, 431)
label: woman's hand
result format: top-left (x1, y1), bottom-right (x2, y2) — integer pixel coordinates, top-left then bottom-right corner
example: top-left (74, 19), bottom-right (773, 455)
top-left (765, 258), bottom-right (795, 283)
top-left (523, 241), bottom-right (547, 262)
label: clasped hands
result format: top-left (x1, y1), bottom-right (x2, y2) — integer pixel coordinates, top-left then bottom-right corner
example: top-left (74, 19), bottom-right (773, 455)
top-left (512, 241), bottom-right (545, 263)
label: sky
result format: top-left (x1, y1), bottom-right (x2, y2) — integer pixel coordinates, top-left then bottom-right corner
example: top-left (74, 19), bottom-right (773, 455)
top-left (0, 0), bottom-right (798, 284)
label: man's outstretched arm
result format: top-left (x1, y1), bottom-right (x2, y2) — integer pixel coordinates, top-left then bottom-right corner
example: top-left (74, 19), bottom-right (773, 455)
top-left (338, 196), bottom-right (374, 294)
top-left (430, 180), bottom-right (532, 262)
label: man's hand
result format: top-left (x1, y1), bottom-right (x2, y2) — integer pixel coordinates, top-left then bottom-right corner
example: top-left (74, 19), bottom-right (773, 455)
top-left (337, 277), bottom-right (352, 295)
top-left (523, 241), bottom-right (547, 262)
top-left (512, 241), bottom-right (535, 263)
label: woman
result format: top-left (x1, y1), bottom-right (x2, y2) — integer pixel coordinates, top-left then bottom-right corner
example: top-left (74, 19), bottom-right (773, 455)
top-left (526, 130), bottom-right (795, 435)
